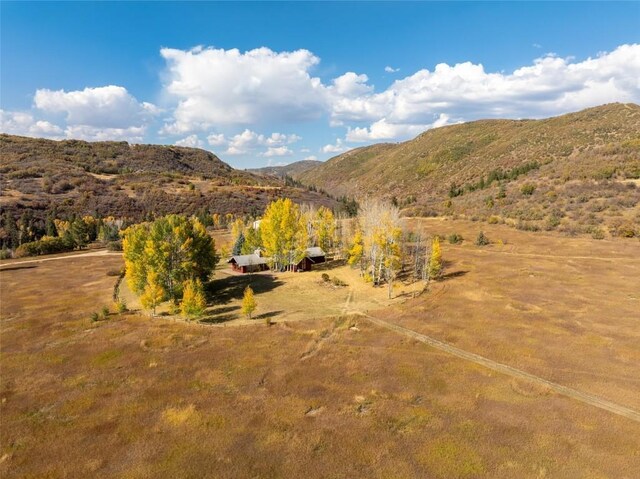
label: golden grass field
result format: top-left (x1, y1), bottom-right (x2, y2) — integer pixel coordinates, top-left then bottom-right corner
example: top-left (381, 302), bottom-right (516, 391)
top-left (1, 219), bottom-right (639, 478)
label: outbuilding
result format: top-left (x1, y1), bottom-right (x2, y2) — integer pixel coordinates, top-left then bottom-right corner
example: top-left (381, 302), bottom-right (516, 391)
top-left (227, 254), bottom-right (269, 274)
top-left (293, 247), bottom-right (326, 272)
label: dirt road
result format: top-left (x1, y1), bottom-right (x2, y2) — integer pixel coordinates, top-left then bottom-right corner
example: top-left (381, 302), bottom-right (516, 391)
top-left (360, 312), bottom-right (640, 423)
top-left (0, 250), bottom-right (121, 268)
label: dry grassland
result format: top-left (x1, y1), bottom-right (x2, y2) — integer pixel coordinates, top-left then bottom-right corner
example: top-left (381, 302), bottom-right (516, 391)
top-left (1, 222), bottom-right (639, 478)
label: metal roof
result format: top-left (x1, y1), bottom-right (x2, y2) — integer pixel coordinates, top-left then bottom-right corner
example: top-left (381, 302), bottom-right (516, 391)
top-left (305, 247), bottom-right (326, 258)
top-left (227, 254), bottom-right (268, 267)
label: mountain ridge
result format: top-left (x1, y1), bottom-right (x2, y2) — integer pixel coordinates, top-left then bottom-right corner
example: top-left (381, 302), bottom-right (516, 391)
top-left (0, 134), bottom-right (337, 222)
top-left (296, 103), bottom-right (640, 237)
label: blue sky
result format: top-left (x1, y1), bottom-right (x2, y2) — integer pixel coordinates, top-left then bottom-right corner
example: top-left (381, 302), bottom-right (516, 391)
top-left (1, 1), bottom-right (639, 168)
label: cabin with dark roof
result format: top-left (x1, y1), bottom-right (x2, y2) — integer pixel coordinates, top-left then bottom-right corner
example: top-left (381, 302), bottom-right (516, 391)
top-left (227, 254), bottom-right (269, 274)
top-left (293, 247), bottom-right (326, 272)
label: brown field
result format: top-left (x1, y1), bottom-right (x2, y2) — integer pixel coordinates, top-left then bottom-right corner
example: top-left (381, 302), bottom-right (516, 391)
top-left (1, 220), bottom-right (639, 478)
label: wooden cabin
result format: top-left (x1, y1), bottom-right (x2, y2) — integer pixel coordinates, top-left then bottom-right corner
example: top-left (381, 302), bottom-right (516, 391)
top-left (293, 247), bottom-right (326, 272)
top-left (227, 254), bottom-right (269, 273)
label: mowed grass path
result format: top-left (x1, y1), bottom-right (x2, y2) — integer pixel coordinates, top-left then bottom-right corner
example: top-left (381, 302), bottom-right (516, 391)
top-left (1, 223), bottom-right (639, 478)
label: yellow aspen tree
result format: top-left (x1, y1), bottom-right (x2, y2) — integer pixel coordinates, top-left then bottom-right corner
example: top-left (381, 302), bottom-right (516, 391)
top-left (181, 278), bottom-right (207, 319)
top-left (231, 218), bottom-right (246, 242)
top-left (261, 198), bottom-right (301, 271)
top-left (212, 213), bottom-right (221, 229)
top-left (383, 226), bottom-right (403, 298)
top-left (140, 270), bottom-right (166, 316)
top-left (428, 236), bottom-right (442, 279)
top-left (347, 229), bottom-right (365, 273)
top-left (241, 285), bottom-right (256, 319)
top-left (315, 207), bottom-right (336, 253)
top-left (54, 219), bottom-right (71, 236)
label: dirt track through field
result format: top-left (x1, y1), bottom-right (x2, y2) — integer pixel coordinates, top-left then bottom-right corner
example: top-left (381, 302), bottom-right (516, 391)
top-left (360, 312), bottom-right (640, 423)
top-left (447, 245), bottom-right (639, 262)
top-left (0, 250), bottom-right (121, 268)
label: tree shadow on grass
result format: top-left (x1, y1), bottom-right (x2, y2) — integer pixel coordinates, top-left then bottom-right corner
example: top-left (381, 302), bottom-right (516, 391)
top-left (311, 259), bottom-right (347, 271)
top-left (253, 310), bottom-right (283, 320)
top-left (439, 270), bottom-right (469, 281)
top-left (208, 305), bottom-right (240, 316)
top-left (200, 313), bottom-right (237, 324)
top-left (0, 265), bottom-right (38, 272)
top-left (206, 273), bottom-right (284, 305)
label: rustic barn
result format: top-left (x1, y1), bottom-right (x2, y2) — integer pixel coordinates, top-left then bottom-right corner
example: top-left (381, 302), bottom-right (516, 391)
top-left (293, 247), bottom-right (326, 272)
top-left (227, 254), bottom-right (269, 273)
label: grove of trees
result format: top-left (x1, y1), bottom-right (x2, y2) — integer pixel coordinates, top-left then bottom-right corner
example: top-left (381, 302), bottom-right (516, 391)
top-left (346, 199), bottom-right (443, 297)
top-left (123, 214), bottom-right (219, 315)
top-left (231, 198), bottom-right (342, 272)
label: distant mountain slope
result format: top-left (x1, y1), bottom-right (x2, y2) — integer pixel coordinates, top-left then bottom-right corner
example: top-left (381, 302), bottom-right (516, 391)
top-left (298, 103), bottom-right (640, 237)
top-left (0, 135), bottom-right (337, 221)
top-left (249, 159), bottom-right (323, 178)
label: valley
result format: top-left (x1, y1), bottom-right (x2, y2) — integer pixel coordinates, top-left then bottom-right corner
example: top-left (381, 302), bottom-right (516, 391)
top-left (1, 218), bottom-right (639, 478)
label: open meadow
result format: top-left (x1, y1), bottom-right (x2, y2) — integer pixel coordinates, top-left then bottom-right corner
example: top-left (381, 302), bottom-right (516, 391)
top-left (1, 219), bottom-right (639, 478)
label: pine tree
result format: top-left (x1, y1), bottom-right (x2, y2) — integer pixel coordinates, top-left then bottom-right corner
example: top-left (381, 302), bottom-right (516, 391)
top-left (140, 270), bottom-right (166, 316)
top-left (70, 218), bottom-right (89, 249)
top-left (3, 213), bottom-right (19, 250)
top-left (232, 231), bottom-right (246, 255)
top-left (45, 212), bottom-right (58, 237)
top-left (428, 237), bottom-right (442, 279)
top-left (181, 278), bottom-right (207, 319)
top-left (241, 286), bottom-right (257, 319)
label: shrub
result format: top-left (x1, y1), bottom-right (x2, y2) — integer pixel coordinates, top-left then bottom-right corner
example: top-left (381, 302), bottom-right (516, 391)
top-left (168, 302), bottom-right (181, 315)
top-left (106, 240), bottom-right (123, 251)
top-left (487, 215), bottom-right (500, 224)
top-left (321, 273), bottom-right (330, 282)
top-left (591, 228), bottom-right (605, 240)
top-left (332, 276), bottom-right (347, 287)
top-left (545, 214), bottom-right (562, 230)
top-left (115, 300), bottom-right (128, 313)
top-left (447, 233), bottom-right (463, 244)
top-left (14, 236), bottom-right (74, 258)
top-left (100, 306), bottom-right (110, 320)
top-left (475, 231), bottom-right (490, 246)
top-left (521, 184), bottom-right (536, 196)
top-left (90, 312), bottom-right (99, 322)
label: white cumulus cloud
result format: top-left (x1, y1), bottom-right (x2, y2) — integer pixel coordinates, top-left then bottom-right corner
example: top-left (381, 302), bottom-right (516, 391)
top-left (331, 44), bottom-right (640, 126)
top-left (262, 146), bottom-right (293, 157)
top-left (321, 138), bottom-right (349, 154)
top-left (223, 129), bottom-right (301, 156)
top-left (63, 125), bottom-right (146, 143)
top-left (34, 85), bottom-right (157, 129)
top-left (346, 114), bottom-right (452, 143)
top-left (175, 134), bottom-right (204, 148)
top-left (0, 110), bottom-right (64, 138)
top-left (160, 46), bottom-right (326, 133)
top-left (384, 66), bottom-right (400, 73)
top-left (206, 133), bottom-right (227, 147)
top-left (329, 44), bottom-right (640, 145)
